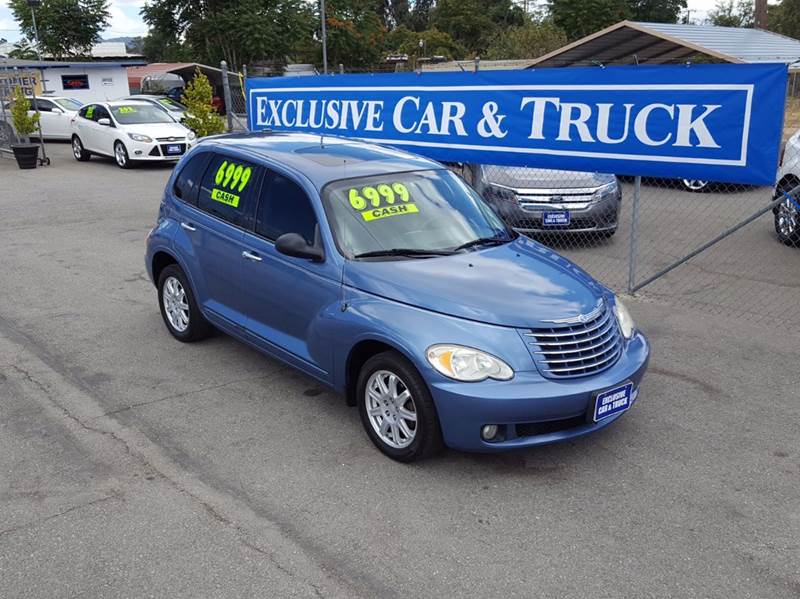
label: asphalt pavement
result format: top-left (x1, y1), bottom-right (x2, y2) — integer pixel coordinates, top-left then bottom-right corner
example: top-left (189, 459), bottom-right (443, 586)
top-left (1, 143), bottom-right (798, 598)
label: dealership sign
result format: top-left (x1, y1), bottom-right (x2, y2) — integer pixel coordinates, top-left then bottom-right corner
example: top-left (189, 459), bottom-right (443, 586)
top-left (246, 64), bottom-right (787, 185)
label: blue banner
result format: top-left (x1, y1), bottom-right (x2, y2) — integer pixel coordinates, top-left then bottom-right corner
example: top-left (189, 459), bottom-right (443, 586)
top-left (246, 64), bottom-right (788, 186)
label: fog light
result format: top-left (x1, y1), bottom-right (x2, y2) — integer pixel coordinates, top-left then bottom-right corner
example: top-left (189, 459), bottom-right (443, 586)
top-left (134, 150), bottom-right (143, 155)
top-left (481, 424), bottom-right (499, 441)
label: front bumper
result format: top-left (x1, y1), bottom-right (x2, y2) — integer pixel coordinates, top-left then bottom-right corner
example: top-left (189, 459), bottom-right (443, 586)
top-left (429, 332), bottom-right (649, 452)
top-left (127, 138), bottom-right (196, 161)
top-left (488, 191), bottom-right (621, 234)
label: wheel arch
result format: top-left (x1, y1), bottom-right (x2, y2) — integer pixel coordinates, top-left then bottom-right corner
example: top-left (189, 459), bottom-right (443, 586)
top-left (151, 250), bottom-right (179, 286)
top-left (344, 338), bottom-right (419, 407)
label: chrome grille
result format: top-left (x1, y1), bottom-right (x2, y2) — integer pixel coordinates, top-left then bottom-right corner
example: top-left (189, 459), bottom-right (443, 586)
top-left (156, 136), bottom-right (186, 142)
top-left (525, 306), bottom-right (622, 378)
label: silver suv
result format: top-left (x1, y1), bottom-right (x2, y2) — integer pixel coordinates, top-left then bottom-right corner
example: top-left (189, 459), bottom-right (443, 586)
top-left (773, 129), bottom-right (800, 247)
top-left (470, 164), bottom-right (622, 238)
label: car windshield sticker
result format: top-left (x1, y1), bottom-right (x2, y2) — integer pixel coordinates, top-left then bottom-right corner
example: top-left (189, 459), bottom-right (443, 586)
top-left (117, 106), bottom-right (135, 114)
top-left (210, 160), bottom-right (253, 208)
top-left (85, 106), bottom-right (94, 119)
top-left (347, 183), bottom-right (417, 221)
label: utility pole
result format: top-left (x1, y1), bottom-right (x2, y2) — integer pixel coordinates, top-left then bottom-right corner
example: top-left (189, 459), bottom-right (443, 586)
top-left (320, 0), bottom-right (328, 74)
top-left (754, 0), bottom-right (767, 28)
top-left (26, 0), bottom-right (46, 91)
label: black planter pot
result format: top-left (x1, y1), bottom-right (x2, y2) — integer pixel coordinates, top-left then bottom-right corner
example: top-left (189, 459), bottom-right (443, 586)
top-left (11, 143), bottom-right (39, 169)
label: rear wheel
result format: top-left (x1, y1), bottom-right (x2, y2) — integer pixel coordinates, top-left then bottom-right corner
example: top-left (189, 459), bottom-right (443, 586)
top-left (775, 195), bottom-right (800, 246)
top-left (357, 351), bottom-right (443, 462)
top-left (71, 136), bottom-right (91, 161)
top-left (114, 141), bottom-right (132, 169)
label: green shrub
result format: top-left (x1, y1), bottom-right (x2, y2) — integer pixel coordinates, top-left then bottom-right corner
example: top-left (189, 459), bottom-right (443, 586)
top-left (10, 86), bottom-right (39, 141)
top-left (180, 68), bottom-right (224, 138)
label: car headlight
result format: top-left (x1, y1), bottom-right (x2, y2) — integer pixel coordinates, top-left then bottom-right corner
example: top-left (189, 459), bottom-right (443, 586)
top-left (613, 297), bottom-right (635, 339)
top-left (187, 130), bottom-right (196, 141)
top-left (426, 344), bottom-right (514, 382)
top-left (128, 133), bottom-right (153, 143)
top-left (593, 181), bottom-right (618, 200)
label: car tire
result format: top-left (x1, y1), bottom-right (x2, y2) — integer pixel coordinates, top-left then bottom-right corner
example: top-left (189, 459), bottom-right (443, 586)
top-left (157, 265), bottom-right (211, 342)
top-left (114, 141), bottom-right (132, 169)
top-left (681, 179), bottom-right (709, 192)
top-left (357, 351), bottom-right (444, 462)
top-left (71, 135), bottom-right (91, 161)
top-left (774, 186), bottom-right (800, 247)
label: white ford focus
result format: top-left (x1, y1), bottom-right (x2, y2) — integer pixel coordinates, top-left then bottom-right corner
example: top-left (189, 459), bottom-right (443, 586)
top-left (70, 100), bottom-right (197, 168)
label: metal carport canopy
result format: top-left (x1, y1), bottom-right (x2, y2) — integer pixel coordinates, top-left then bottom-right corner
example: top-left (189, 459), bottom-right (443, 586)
top-left (528, 20), bottom-right (800, 67)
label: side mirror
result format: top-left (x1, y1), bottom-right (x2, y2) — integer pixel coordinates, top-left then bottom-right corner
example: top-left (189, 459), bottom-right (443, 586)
top-left (97, 117), bottom-right (111, 126)
top-left (275, 232), bottom-right (324, 262)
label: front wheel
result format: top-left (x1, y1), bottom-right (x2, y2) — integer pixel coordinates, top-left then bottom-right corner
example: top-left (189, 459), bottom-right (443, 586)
top-left (775, 196), bottom-right (800, 246)
top-left (114, 141), bottom-right (132, 169)
top-left (72, 136), bottom-right (91, 161)
top-left (157, 265), bottom-right (211, 342)
top-left (357, 351), bottom-right (443, 462)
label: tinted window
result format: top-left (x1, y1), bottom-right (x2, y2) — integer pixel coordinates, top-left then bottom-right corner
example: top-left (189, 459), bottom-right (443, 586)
top-left (34, 99), bottom-right (55, 112)
top-left (197, 154), bottom-right (260, 227)
top-left (78, 105), bottom-right (94, 119)
top-left (92, 105), bottom-right (111, 122)
top-left (256, 174), bottom-right (318, 245)
top-left (173, 152), bottom-right (211, 205)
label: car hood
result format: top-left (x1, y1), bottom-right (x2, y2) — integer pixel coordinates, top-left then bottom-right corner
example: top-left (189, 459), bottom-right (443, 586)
top-left (481, 166), bottom-right (615, 190)
top-left (118, 122), bottom-right (190, 137)
top-left (344, 236), bottom-right (607, 328)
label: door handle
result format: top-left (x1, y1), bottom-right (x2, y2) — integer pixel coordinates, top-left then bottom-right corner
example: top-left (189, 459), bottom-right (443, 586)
top-left (180, 222), bottom-right (196, 232)
top-left (242, 250), bottom-right (262, 262)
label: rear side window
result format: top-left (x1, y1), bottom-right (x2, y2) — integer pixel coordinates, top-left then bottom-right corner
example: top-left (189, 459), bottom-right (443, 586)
top-left (256, 174), bottom-right (318, 245)
top-left (197, 154), bottom-right (260, 228)
top-left (79, 105), bottom-right (94, 119)
top-left (173, 152), bottom-right (211, 205)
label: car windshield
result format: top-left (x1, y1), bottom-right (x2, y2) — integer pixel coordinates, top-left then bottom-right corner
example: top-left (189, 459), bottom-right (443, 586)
top-left (53, 98), bottom-right (83, 111)
top-left (322, 169), bottom-right (514, 259)
top-left (155, 98), bottom-right (186, 111)
top-left (110, 104), bottom-right (175, 124)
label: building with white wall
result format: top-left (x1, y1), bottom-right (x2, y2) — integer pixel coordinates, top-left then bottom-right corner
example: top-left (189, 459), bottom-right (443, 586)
top-left (0, 58), bottom-right (146, 104)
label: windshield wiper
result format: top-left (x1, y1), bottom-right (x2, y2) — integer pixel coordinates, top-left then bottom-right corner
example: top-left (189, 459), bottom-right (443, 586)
top-left (353, 248), bottom-right (455, 259)
top-left (452, 236), bottom-right (510, 252)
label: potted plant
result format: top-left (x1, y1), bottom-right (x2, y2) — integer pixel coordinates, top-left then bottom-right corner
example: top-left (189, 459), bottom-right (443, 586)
top-left (9, 86), bottom-right (40, 169)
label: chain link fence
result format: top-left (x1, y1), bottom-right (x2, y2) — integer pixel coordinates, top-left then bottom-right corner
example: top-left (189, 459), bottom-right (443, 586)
top-left (237, 66), bottom-right (800, 329)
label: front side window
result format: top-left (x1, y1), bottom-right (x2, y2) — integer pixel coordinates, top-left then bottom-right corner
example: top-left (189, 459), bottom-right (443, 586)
top-left (256, 174), bottom-right (318, 245)
top-left (79, 104), bottom-right (95, 119)
top-left (92, 105), bottom-right (111, 123)
top-left (196, 154), bottom-right (260, 227)
top-left (110, 104), bottom-right (175, 125)
top-left (173, 152), bottom-right (211, 205)
top-left (322, 169), bottom-right (513, 259)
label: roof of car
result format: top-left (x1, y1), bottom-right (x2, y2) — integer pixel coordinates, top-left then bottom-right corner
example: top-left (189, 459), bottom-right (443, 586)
top-left (104, 99), bottom-right (153, 106)
top-left (200, 132), bottom-right (445, 188)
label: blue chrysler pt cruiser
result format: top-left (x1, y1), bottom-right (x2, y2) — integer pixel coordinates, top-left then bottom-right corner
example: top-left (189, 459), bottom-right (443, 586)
top-left (145, 133), bottom-right (650, 462)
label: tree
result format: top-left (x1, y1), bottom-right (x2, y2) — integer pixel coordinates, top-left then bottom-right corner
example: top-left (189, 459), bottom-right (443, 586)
top-left (409, 0), bottom-right (434, 31)
top-left (628, 0), bottom-right (686, 23)
top-left (8, 40), bottom-right (38, 60)
top-left (771, 0), bottom-right (800, 39)
top-left (385, 25), bottom-right (467, 60)
top-left (431, 0), bottom-right (525, 55)
top-left (707, 0), bottom-right (754, 27)
top-left (141, 0), bottom-right (314, 72)
top-left (547, 0), bottom-right (629, 40)
top-left (10, 86), bottom-right (39, 142)
top-left (8, 0), bottom-right (110, 59)
top-left (181, 69), bottom-right (224, 138)
top-left (323, 0), bottom-right (387, 69)
top-left (484, 21), bottom-right (567, 59)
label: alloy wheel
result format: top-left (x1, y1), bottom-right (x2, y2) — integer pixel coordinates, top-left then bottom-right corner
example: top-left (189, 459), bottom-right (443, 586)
top-left (777, 197), bottom-right (798, 238)
top-left (682, 179), bottom-right (708, 192)
top-left (115, 143), bottom-right (127, 167)
top-left (162, 276), bottom-right (189, 332)
top-left (365, 370), bottom-right (417, 449)
top-left (72, 138), bottom-right (83, 159)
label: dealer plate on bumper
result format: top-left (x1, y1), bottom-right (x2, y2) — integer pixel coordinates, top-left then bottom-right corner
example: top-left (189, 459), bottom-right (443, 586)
top-left (543, 210), bottom-right (570, 226)
top-left (593, 382), bottom-right (634, 422)
top-left (165, 144), bottom-right (182, 155)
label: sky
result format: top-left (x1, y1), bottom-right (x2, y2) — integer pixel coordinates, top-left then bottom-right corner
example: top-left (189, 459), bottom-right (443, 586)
top-left (0, 0), bottom-right (721, 45)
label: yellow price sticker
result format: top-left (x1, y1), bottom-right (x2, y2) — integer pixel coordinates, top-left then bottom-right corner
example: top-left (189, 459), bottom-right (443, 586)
top-left (348, 182), bottom-right (410, 211)
top-left (117, 106), bottom-right (135, 114)
top-left (86, 106), bottom-right (94, 119)
top-left (214, 160), bottom-right (253, 193)
top-left (211, 188), bottom-right (240, 207)
top-left (361, 203), bottom-right (419, 221)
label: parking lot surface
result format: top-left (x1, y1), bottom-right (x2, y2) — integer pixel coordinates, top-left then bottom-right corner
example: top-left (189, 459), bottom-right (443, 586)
top-left (1, 144), bottom-right (799, 598)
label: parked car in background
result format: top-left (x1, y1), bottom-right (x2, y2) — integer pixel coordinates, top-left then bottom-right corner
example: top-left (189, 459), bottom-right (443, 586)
top-left (1, 95), bottom-right (83, 140)
top-left (773, 128), bottom-right (800, 247)
top-left (71, 100), bottom-right (196, 169)
top-left (145, 133), bottom-right (649, 461)
top-left (119, 95), bottom-right (189, 124)
top-left (470, 164), bottom-right (622, 238)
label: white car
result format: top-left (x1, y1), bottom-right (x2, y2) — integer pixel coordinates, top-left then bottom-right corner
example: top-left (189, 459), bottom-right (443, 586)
top-left (773, 129), bottom-right (800, 246)
top-left (70, 100), bottom-right (197, 169)
top-left (1, 95), bottom-right (83, 140)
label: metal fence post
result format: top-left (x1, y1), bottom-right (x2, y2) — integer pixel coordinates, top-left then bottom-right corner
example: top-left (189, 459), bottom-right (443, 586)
top-left (220, 60), bottom-right (234, 132)
top-left (627, 175), bottom-right (641, 294)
